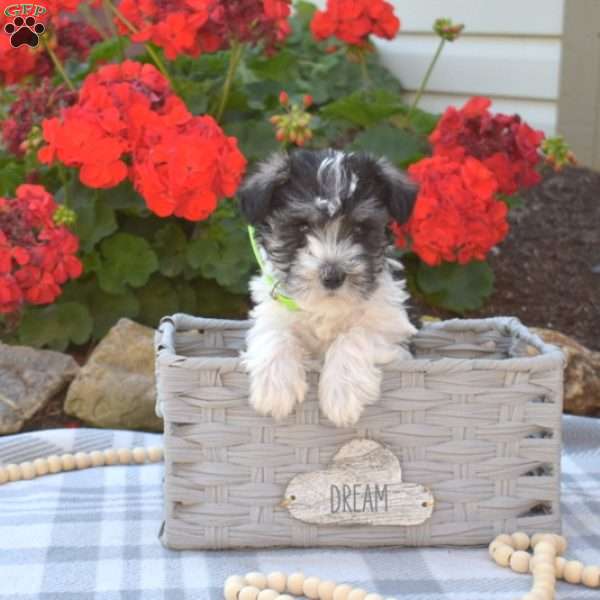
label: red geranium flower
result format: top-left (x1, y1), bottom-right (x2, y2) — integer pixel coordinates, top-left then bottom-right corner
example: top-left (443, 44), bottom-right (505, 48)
top-left (311, 0), bottom-right (400, 47)
top-left (430, 97), bottom-right (545, 196)
top-left (116, 0), bottom-right (291, 59)
top-left (0, 185), bottom-right (82, 313)
top-left (0, 35), bottom-right (40, 85)
top-left (39, 60), bottom-right (247, 221)
top-left (1, 78), bottom-right (77, 156)
top-left (393, 156), bottom-right (508, 266)
top-left (132, 115), bottom-right (247, 221)
top-left (39, 60), bottom-right (190, 189)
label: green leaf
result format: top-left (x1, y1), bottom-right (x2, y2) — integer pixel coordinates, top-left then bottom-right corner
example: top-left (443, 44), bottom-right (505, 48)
top-left (135, 275), bottom-right (180, 327)
top-left (224, 120), bottom-right (279, 162)
top-left (88, 36), bottom-right (129, 67)
top-left (0, 158), bottom-right (25, 196)
top-left (406, 108), bottom-right (440, 136)
top-left (351, 125), bottom-right (427, 167)
top-left (18, 302), bottom-right (93, 350)
top-left (153, 223), bottom-right (188, 277)
top-left (96, 233), bottom-right (159, 294)
top-left (416, 260), bottom-right (495, 313)
top-left (247, 50), bottom-right (298, 82)
top-left (101, 181), bottom-right (147, 214)
top-left (321, 89), bottom-right (405, 127)
top-left (499, 194), bottom-right (524, 209)
top-left (186, 205), bottom-right (255, 294)
top-left (64, 184), bottom-right (118, 253)
top-left (89, 288), bottom-right (140, 339)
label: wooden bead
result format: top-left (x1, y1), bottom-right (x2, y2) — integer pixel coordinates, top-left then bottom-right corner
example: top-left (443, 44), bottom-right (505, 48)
top-left (47, 455), bottom-right (62, 473)
top-left (494, 534), bottom-right (514, 547)
top-left (33, 458), bottom-right (48, 476)
top-left (529, 591), bottom-right (552, 600)
top-left (267, 572), bottom-right (286, 593)
top-left (286, 573), bottom-right (305, 596)
top-left (531, 583), bottom-right (554, 599)
top-left (61, 454), bottom-right (75, 471)
top-left (333, 584), bottom-right (353, 600)
top-left (90, 451), bottom-right (105, 467)
top-left (347, 589), bottom-right (367, 600)
top-left (0, 467), bottom-right (8, 484)
top-left (582, 565), bottom-right (600, 588)
top-left (224, 579), bottom-right (244, 600)
top-left (103, 449), bottom-right (118, 465)
top-left (245, 572), bottom-right (267, 589)
top-left (132, 447), bottom-right (146, 464)
top-left (318, 580), bottom-right (336, 600)
top-left (238, 586), bottom-right (260, 600)
top-left (563, 560), bottom-right (584, 584)
top-left (147, 446), bottom-right (163, 462)
top-left (257, 591), bottom-right (278, 600)
top-left (511, 532), bottom-right (530, 551)
top-left (492, 544), bottom-right (514, 567)
top-left (554, 557), bottom-right (566, 579)
top-left (117, 448), bottom-right (132, 464)
top-left (510, 550), bottom-right (531, 573)
top-left (533, 563), bottom-right (555, 579)
top-left (534, 541), bottom-right (556, 557)
top-left (225, 575), bottom-right (246, 588)
top-left (523, 592), bottom-right (548, 600)
top-left (303, 576), bottom-right (321, 599)
top-left (552, 535), bottom-right (567, 555)
top-left (257, 591), bottom-right (279, 600)
top-left (277, 596), bottom-right (294, 600)
top-left (20, 462), bottom-right (35, 480)
top-left (75, 452), bottom-right (91, 469)
top-left (531, 534), bottom-right (545, 548)
top-left (7, 464), bottom-right (20, 481)
top-left (364, 594), bottom-right (383, 600)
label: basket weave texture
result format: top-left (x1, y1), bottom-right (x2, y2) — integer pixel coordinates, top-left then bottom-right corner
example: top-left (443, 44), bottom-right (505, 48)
top-left (155, 314), bottom-right (564, 550)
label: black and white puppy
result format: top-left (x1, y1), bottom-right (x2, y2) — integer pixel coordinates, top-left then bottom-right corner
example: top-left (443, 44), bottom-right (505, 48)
top-left (239, 149), bottom-right (417, 427)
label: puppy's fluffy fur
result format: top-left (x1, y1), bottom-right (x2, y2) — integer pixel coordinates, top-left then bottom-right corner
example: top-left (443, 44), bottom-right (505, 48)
top-left (239, 149), bottom-right (417, 427)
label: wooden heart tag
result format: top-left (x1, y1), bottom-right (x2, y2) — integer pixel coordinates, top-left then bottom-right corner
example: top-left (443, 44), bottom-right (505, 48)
top-left (281, 439), bottom-right (434, 526)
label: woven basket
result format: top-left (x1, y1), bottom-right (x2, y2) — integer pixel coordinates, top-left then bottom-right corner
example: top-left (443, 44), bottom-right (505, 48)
top-left (155, 314), bottom-right (564, 550)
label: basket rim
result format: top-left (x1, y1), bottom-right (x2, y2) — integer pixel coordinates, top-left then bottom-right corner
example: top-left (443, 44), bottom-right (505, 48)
top-left (154, 313), bottom-right (565, 373)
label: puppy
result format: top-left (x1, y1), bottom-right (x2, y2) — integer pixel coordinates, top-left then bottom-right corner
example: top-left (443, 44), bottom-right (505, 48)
top-left (239, 149), bottom-right (417, 427)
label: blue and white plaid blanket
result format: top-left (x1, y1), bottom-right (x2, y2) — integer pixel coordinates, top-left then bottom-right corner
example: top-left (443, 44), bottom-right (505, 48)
top-left (1, 415), bottom-right (599, 599)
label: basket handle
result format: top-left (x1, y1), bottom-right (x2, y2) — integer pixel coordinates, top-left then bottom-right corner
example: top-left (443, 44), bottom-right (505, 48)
top-left (424, 316), bottom-right (563, 359)
top-left (156, 313), bottom-right (251, 355)
top-left (159, 313), bottom-right (251, 332)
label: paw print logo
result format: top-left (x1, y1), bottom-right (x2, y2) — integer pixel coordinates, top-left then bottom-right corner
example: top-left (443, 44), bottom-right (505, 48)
top-left (4, 15), bottom-right (45, 48)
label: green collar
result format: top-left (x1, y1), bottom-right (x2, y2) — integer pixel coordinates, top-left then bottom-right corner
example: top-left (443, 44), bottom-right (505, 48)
top-left (248, 225), bottom-right (299, 311)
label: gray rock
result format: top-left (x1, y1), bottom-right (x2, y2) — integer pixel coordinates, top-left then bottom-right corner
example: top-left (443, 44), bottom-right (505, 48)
top-left (0, 344), bottom-right (79, 434)
top-left (65, 318), bottom-right (162, 431)
top-left (532, 328), bottom-right (600, 416)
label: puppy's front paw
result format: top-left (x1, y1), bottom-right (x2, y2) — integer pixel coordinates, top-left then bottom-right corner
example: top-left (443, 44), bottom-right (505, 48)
top-left (249, 357), bottom-right (307, 421)
top-left (319, 378), bottom-right (366, 427)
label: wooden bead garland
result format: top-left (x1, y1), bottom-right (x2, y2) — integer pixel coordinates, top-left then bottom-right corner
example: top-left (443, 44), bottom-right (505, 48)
top-left (223, 574), bottom-right (398, 600)
top-left (0, 446), bottom-right (164, 484)
top-left (489, 532), bottom-right (600, 600)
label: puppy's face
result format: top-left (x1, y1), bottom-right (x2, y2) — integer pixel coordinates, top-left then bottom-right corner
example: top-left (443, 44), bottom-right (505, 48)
top-left (239, 150), bottom-right (417, 303)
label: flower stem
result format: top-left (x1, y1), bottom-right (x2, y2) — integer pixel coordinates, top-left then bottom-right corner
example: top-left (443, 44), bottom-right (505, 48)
top-left (41, 36), bottom-right (75, 92)
top-left (215, 41), bottom-right (244, 123)
top-left (80, 3), bottom-right (110, 40)
top-left (106, 1), bottom-right (173, 87)
top-left (407, 38), bottom-right (445, 119)
top-left (359, 55), bottom-right (371, 88)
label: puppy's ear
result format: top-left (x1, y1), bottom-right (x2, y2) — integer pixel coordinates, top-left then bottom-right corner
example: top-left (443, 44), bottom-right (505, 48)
top-left (376, 158), bottom-right (418, 225)
top-left (238, 153), bottom-right (290, 225)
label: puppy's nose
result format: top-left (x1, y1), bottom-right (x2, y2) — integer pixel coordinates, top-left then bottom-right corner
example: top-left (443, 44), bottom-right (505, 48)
top-left (320, 264), bottom-right (346, 290)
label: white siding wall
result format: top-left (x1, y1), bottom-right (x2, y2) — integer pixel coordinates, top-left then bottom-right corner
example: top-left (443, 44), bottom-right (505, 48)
top-left (375, 0), bottom-right (565, 134)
